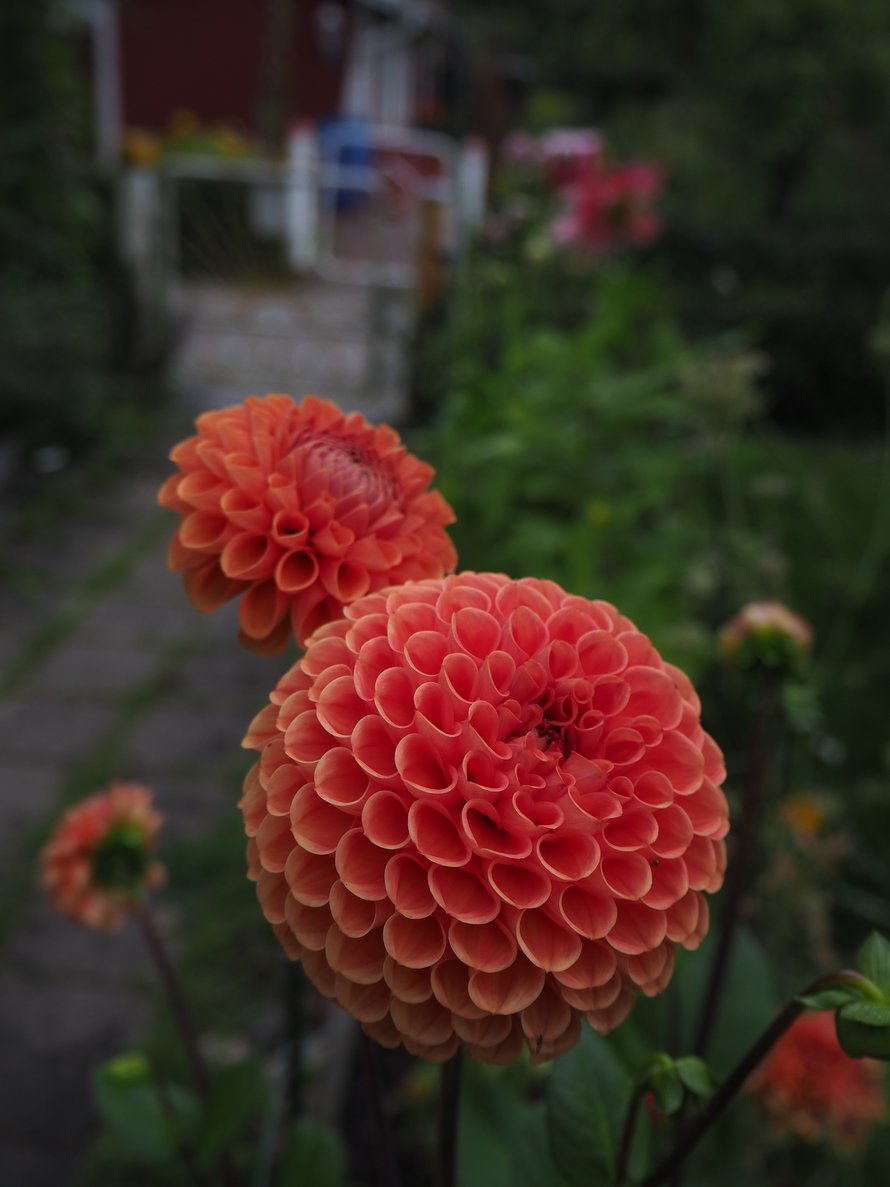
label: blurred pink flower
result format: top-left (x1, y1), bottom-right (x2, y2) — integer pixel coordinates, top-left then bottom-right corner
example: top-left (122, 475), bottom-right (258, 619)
top-left (242, 573), bottom-right (728, 1064)
top-left (551, 162), bottom-right (665, 255)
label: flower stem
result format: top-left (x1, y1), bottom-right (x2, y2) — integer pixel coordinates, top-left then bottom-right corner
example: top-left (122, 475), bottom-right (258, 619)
top-left (135, 901), bottom-right (211, 1098)
top-left (694, 673), bottom-right (779, 1057)
top-left (360, 1031), bottom-right (402, 1187)
top-left (616, 1082), bottom-right (647, 1185)
top-left (643, 971), bottom-right (870, 1187)
top-left (437, 1046), bottom-right (463, 1187)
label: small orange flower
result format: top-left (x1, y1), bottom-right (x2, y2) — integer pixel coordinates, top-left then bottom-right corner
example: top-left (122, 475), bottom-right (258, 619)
top-left (159, 395), bottom-right (457, 653)
top-left (748, 1011), bottom-right (886, 1150)
top-left (719, 601), bottom-right (812, 671)
top-left (241, 573), bottom-right (728, 1064)
top-left (40, 783), bottom-right (165, 930)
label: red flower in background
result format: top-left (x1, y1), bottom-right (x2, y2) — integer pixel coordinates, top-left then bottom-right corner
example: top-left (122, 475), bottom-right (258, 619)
top-left (242, 573), bottom-right (728, 1064)
top-left (551, 162), bottom-right (665, 255)
top-left (40, 782), bottom-right (165, 930)
top-left (159, 395), bottom-right (457, 653)
top-left (748, 1011), bottom-right (886, 1149)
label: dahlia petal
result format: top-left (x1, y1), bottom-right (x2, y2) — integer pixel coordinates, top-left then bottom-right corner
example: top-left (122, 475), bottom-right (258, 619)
top-left (559, 974), bottom-right (623, 1012)
top-left (462, 801), bottom-right (533, 860)
top-left (179, 509), bottom-right (231, 552)
top-left (430, 960), bottom-right (488, 1019)
top-left (608, 901), bottom-right (668, 955)
top-left (264, 764), bottom-right (305, 815)
top-left (320, 558), bottom-right (371, 603)
top-left (362, 790), bottom-right (411, 850)
top-left (315, 748), bottom-right (370, 810)
top-left (516, 908), bottom-right (583, 972)
top-left (633, 770), bottom-right (675, 808)
top-left (684, 835), bottom-right (722, 891)
top-left (239, 580), bottom-right (288, 640)
top-left (590, 676), bottom-right (631, 717)
top-left (284, 899), bottom-right (334, 950)
top-left (335, 830), bottom-right (390, 901)
top-left (602, 810), bottom-right (658, 851)
top-left (387, 600), bottom-right (440, 650)
top-left (536, 834), bottom-right (600, 882)
top-left (275, 549), bottom-right (320, 593)
top-left (440, 651), bottom-right (478, 706)
top-left (373, 667), bottom-right (417, 729)
top-left (409, 800), bottom-right (471, 867)
top-left (240, 764), bottom-right (267, 835)
top-left (403, 1033), bottom-right (461, 1063)
top-left (390, 997), bottom-right (454, 1046)
top-left (403, 631), bottom-right (451, 677)
top-left (449, 919), bottom-right (517, 973)
top-left (290, 785), bottom-right (352, 854)
top-left (273, 921), bottom-right (303, 961)
top-left (351, 716), bottom-right (399, 780)
top-left (532, 1011), bottom-right (582, 1064)
top-left (558, 886), bottom-right (617, 940)
top-left (521, 983), bottom-right (573, 1043)
top-left (428, 865), bottom-right (500, 924)
top-left (383, 853), bottom-right (437, 918)
top-left (467, 1024), bottom-right (526, 1065)
top-left (683, 778), bottom-right (729, 838)
top-left (326, 927), bottom-right (388, 984)
top-left (600, 852), bottom-right (653, 901)
top-left (334, 975), bottom-right (391, 1023)
top-left (383, 912), bottom-right (447, 968)
top-left (468, 957), bottom-right (546, 1015)
top-left (453, 1012), bottom-right (515, 1045)
top-left (353, 637), bottom-right (399, 701)
top-left (487, 861), bottom-right (551, 909)
top-left (361, 1016), bottom-right (403, 1049)
top-left (578, 631), bottom-right (628, 676)
top-left (641, 858), bottom-right (689, 910)
top-left (650, 804), bottom-right (694, 858)
top-left (221, 532), bottom-right (281, 581)
top-left (646, 732), bottom-right (705, 794)
top-left (383, 957), bottom-right (434, 1003)
top-left (284, 847), bottom-right (338, 906)
top-left (395, 734), bottom-right (458, 797)
top-left (270, 508), bottom-right (310, 549)
top-left (587, 988), bottom-right (636, 1034)
top-left (329, 882), bottom-right (380, 937)
top-left (183, 560), bottom-right (242, 612)
top-left (255, 814), bottom-right (295, 873)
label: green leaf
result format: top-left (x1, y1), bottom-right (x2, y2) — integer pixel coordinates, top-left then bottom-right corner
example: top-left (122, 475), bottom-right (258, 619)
top-left (545, 1022), bottom-right (632, 1186)
top-left (277, 1120), bottom-right (346, 1187)
top-left (674, 1056), bottom-right (715, 1099)
top-left (195, 1059), bottom-right (266, 1163)
top-left (796, 987), bottom-right (863, 1011)
top-left (836, 1011), bottom-right (890, 1061)
top-left (650, 1064), bottom-right (683, 1115)
top-left (858, 933), bottom-right (890, 997)
top-left (92, 1056), bottom-right (199, 1165)
top-left (839, 1000), bottom-right (890, 1028)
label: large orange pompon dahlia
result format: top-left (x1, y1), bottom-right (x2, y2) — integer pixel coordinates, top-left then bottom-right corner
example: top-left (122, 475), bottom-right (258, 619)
top-left (241, 573), bottom-right (728, 1064)
top-left (747, 1012), bottom-right (886, 1150)
top-left (158, 394), bottom-right (457, 653)
top-left (40, 782), bottom-right (165, 930)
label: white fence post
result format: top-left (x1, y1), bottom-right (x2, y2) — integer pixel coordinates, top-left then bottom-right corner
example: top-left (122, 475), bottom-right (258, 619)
top-left (456, 135), bottom-right (489, 235)
top-left (286, 120), bottom-right (320, 273)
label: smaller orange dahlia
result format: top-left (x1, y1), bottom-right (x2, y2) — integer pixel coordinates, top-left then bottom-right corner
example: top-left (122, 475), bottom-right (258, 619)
top-left (747, 1011), bottom-right (886, 1150)
top-left (159, 394), bottom-right (457, 653)
top-left (40, 782), bottom-right (165, 930)
top-left (719, 601), bottom-right (812, 672)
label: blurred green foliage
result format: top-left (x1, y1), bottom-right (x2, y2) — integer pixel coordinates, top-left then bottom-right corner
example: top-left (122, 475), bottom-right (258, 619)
top-left (479, 0), bottom-right (890, 430)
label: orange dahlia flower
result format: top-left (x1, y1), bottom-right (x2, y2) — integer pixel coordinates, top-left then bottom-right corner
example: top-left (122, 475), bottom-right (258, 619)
top-left (40, 782), bottom-right (165, 930)
top-left (158, 395), bottom-right (457, 653)
top-left (241, 573), bottom-right (728, 1064)
top-left (748, 1011), bottom-right (886, 1150)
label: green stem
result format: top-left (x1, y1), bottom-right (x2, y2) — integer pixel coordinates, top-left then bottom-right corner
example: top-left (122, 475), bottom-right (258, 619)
top-left (643, 971), bottom-right (873, 1187)
top-left (694, 672), bottom-right (780, 1057)
top-left (437, 1046), bottom-right (463, 1187)
top-left (616, 1082), bottom-right (647, 1185)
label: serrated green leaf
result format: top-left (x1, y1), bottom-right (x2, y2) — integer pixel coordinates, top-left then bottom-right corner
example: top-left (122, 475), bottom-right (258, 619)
top-left (796, 987), bottom-right (863, 1011)
top-left (675, 1056), bottom-right (715, 1098)
top-left (545, 1023), bottom-right (631, 1186)
top-left (195, 1059), bottom-right (265, 1163)
top-left (277, 1120), bottom-right (346, 1187)
top-left (650, 1065), bottom-right (684, 1115)
top-left (92, 1060), bottom-right (199, 1165)
top-left (858, 933), bottom-right (890, 997)
top-left (839, 1000), bottom-right (890, 1028)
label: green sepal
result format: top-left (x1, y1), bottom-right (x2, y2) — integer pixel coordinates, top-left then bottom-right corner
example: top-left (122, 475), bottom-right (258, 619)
top-left (858, 933), bottom-right (890, 998)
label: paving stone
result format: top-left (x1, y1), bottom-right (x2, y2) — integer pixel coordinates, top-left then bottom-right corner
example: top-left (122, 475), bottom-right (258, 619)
top-left (0, 1142), bottom-right (81, 1187)
top-left (0, 699), bottom-right (116, 764)
top-left (29, 642), bottom-right (160, 700)
top-left (0, 766), bottom-right (59, 849)
top-left (121, 703), bottom-right (255, 774)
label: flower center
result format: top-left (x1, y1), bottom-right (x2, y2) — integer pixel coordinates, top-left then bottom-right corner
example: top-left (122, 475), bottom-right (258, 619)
top-left (298, 433), bottom-right (396, 504)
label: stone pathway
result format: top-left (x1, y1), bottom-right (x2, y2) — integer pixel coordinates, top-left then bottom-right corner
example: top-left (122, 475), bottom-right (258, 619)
top-left (0, 276), bottom-right (410, 1186)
